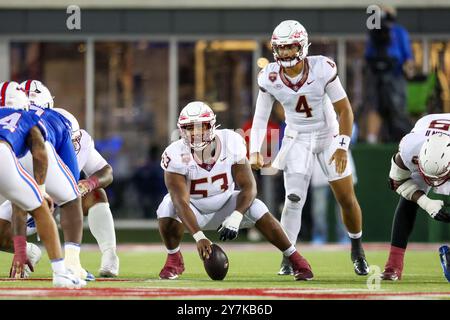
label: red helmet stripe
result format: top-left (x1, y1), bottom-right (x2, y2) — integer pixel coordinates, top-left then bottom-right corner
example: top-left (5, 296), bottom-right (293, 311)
top-left (0, 81), bottom-right (10, 107)
top-left (24, 80), bottom-right (32, 97)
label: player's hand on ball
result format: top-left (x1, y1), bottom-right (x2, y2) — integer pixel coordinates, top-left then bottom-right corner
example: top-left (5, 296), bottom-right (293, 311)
top-left (250, 152), bottom-right (264, 170)
top-left (329, 149), bottom-right (348, 175)
top-left (197, 239), bottom-right (212, 260)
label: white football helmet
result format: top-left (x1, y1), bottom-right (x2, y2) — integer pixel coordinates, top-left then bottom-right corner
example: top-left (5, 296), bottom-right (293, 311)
top-left (20, 80), bottom-right (54, 109)
top-left (53, 107), bottom-right (82, 153)
top-left (0, 81), bottom-right (30, 110)
top-left (418, 133), bottom-right (450, 187)
top-left (271, 20), bottom-right (310, 68)
top-left (177, 101), bottom-right (217, 151)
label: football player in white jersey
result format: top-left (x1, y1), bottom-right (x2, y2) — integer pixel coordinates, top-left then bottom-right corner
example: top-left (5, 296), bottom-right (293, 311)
top-left (249, 20), bottom-right (369, 276)
top-left (0, 107), bottom-right (120, 278)
top-left (157, 101), bottom-right (314, 281)
top-left (381, 114), bottom-right (450, 281)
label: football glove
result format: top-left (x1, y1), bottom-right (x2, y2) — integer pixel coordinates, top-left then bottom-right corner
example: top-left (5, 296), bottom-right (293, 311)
top-left (217, 211), bottom-right (243, 241)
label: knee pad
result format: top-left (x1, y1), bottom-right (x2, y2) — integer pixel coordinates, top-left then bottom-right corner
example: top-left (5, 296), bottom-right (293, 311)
top-left (287, 193), bottom-right (301, 202)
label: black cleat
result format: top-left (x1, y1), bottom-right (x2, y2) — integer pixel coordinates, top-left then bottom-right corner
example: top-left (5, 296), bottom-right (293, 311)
top-left (353, 257), bottom-right (369, 276)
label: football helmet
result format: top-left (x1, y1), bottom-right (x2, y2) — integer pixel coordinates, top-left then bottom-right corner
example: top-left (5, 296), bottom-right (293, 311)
top-left (20, 80), bottom-right (54, 109)
top-left (271, 20), bottom-right (310, 68)
top-left (418, 133), bottom-right (450, 187)
top-left (0, 81), bottom-right (30, 110)
top-left (177, 101), bottom-right (217, 151)
top-left (53, 107), bottom-right (82, 153)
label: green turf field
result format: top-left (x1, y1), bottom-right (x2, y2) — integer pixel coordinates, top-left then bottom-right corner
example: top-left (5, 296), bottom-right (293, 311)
top-left (0, 244), bottom-right (448, 299)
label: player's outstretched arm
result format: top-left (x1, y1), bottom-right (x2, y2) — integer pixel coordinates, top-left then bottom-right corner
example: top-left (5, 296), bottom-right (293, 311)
top-left (249, 89), bottom-right (274, 170)
top-left (164, 171), bottom-right (212, 259)
top-left (27, 126), bottom-right (48, 186)
top-left (217, 159), bottom-right (257, 241)
top-left (78, 164), bottom-right (113, 197)
top-left (231, 158), bottom-right (257, 214)
top-left (329, 97), bottom-right (353, 175)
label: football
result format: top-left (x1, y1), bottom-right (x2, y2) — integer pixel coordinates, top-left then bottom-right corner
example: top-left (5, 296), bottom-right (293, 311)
top-left (203, 243), bottom-right (229, 280)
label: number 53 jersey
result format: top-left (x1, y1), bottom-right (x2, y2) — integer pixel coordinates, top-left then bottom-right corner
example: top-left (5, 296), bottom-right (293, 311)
top-left (258, 55), bottom-right (340, 133)
top-left (399, 113), bottom-right (450, 195)
top-left (160, 129), bottom-right (247, 214)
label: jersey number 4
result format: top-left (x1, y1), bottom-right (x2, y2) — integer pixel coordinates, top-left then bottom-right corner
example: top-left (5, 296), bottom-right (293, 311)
top-left (295, 95), bottom-right (312, 117)
top-left (190, 173), bottom-right (228, 198)
top-left (0, 113), bottom-right (21, 132)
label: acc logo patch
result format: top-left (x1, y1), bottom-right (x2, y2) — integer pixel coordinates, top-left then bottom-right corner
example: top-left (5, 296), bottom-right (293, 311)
top-left (269, 72), bottom-right (278, 82)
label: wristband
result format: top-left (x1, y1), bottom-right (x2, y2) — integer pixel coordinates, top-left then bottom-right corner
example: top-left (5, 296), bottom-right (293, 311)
top-left (86, 176), bottom-right (100, 190)
top-left (38, 184), bottom-right (46, 194)
top-left (336, 135), bottom-right (351, 151)
top-left (193, 231), bottom-right (207, 242)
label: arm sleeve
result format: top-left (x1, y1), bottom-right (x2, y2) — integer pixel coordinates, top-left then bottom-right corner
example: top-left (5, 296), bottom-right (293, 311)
top-left (82, 148), bottom-right (109, 177)
top-left (249, 89), bottom-right (275, 154)
top-left (325, 76), bottom-right (348, 103)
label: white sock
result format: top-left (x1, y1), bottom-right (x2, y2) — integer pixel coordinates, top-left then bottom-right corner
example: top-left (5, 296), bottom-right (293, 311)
top-left (51, 258), bottom-right (66, 274)
top-left (282, 245), bottom-right (296, 257)
top-left (348, 231), bottom-right (362, 239)
top-left (64, 242), bottom-right (81, 267)
top-left (167, 246), bottom-right (180, 255)
top-left (88, 202), bottom-right (117, 254)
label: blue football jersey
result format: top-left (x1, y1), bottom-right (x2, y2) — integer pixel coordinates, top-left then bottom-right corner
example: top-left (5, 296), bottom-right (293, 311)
top-left (28, 105), bottom-right (80, 180)
top-left (0, 108), bottom-right (42, 158)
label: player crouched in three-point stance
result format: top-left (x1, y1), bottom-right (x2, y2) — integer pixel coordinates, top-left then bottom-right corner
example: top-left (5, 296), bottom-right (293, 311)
top-left (249, 20), bottom-right (369, 276)
top-left (382, 114), bottom-right (450, 281)
top-left (0, 81), bottom-right (85, 288)
top-left (157, 101), bottom-right (313, 281)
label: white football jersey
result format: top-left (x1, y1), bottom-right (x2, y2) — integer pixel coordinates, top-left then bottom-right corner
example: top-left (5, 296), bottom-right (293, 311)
top-left (77, 129), bottom-right (108, 177)
top-left (161, 129), bottom-right (247, 214)
top-left (399, 113), bottom-right (450, 195)
top-left (258, 55), bottom-right (340, 133)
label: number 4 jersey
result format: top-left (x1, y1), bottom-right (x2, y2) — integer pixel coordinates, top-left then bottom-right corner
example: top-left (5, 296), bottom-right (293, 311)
top-left (399, 113), bottom-right (450, 195)
top-left (160, 129), bottom-right (247, 214)
top-left (257, 55), bottom-right (343, 134)
top-left (0, 109), bottom-right (43, 158)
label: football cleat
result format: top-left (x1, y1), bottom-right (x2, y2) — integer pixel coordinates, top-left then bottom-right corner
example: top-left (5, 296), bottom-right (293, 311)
top-left (99, 250), bottom-right (120, 278)
top-left (53, 270), bottom-right (87, 289)
top-left (277, 256), bottom-right (294, 276)
top-left (439, 245), bottom-right (450, 282)
top-left (159, 252), bottom-right (185, 280)
top-left (380, 267), bottom-right (402, 281)
top-left (23, 243), bottom-right (41, 278)
top-left (289, 252), bottom-right (314, 281)
top-left (353, 256), bottom-right (369, 276)
top-left (66, 264), bottom-right (95, 282)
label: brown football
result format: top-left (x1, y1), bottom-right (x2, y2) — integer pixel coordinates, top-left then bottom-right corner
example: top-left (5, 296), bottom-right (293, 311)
top-left (203, 243), bottom-right (229, 280)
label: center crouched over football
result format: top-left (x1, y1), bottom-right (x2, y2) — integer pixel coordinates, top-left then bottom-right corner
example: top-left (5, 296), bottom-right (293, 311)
top-left (203, 244), bottom-right (229, 280)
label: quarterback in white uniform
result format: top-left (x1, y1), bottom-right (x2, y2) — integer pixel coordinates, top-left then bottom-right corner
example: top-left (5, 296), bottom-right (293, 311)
top-left (157, 101), bottom-right (314, 281)
top-left (249, 20), bottom-right (369, 276)
top-left (382, 114), bottom-right (450, 281)
top-left (0, 107), bottom-right (119, 278)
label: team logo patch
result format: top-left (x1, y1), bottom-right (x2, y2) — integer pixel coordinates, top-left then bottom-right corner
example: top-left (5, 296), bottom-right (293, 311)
top-left (269, 72), bottom-right (278, 82)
